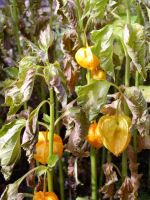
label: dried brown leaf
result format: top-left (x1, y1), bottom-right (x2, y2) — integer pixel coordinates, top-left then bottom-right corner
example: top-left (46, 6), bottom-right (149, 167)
top-left (63, 55), bottom-right (79, 92)
top-left (26, 159), bottom-right (36, 188)
top-left (137, 135), bottom-right (150, 152)
top-left (114, 176), bottom-right (136, 200)
top-left (62, 102), bottom-right (90, 157)
top-left (100, 162), bottom-right (118, 199)
top-left (68, 156), bottom-right (75, 177)
top-left (128, 144), bottom-right (142, 195)
top-left (124, 86), bottom-right (150, 136)
top-left (61, 30), bottom-right (80, 92)
top-left (34, 176), bottom-right (44, 193)
top-left (22, 108), bottom-right (38, 162)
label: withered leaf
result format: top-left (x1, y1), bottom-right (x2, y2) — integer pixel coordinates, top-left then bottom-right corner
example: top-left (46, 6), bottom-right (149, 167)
top-left (100, 162), bottom-right (118, 199)
top-left (62, 101), bottom-right (90, 157)
top-left (128, 144), bottom-right (142, 196)
top-left (137, 135), bottom-right (150, 152)
top-left (61, 30), bottom-right (80, 93)
top-left (26, 159), bottom-right (36, 188)
top-left (124, 86), bottom-right (150, 136)
top-left (35, 176), bottom-right (44, 193)
top-left (68, 156), bottom-right (75, 177)
top-left (114, 176), bottom-right (136, 200)
top-left (55, 0), bottom-right (77, 27)
top-left (22, 108), bottom-right (39, 162)
top-left (63, 55), bottom-right (79, 92)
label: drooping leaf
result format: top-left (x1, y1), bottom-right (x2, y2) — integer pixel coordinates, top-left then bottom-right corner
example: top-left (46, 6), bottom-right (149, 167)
top-left (124, 86), bottom-right (150, 136)
top-left (114, 176), bottom-right (136, 200)
top-left (44, 62), bottom-right (68, 107)
top-left (75, 79), bottom-right (111, 121)
top-left (124, 24), bottom-right (147, 80)
top-left (0, 119), bottom-right (26, 180)
top-left (55, 0), bottom-right (77, 27)
top-left (62, 101), bottom-right (90, 157)
top-left (91, 25), bottom-right (115, 79)
top-left (4, 68), bottom-right (36, 110)
top-left (22, 108), bottom-right (39, 162)
top-left (137, 135), bottom-right (150, 152)
top-left (0, 166), bottom-right (46, 200)
top-left (100, 162), bottom-right (118, 199)
top-left (61, 30), bottom-right (80, 92)
top-left (39, 25), bottom-right (54, 53)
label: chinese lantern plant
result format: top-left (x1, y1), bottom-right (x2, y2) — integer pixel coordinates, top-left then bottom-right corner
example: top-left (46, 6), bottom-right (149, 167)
top-left (98, 115), bottom-right (132, 156)
top-left (34, 131), bottom-right (64, 165)
top-left (86, 121), bottom-right (103, 149)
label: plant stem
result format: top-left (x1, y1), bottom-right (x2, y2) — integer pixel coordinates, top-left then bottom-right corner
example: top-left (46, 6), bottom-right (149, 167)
top-left (12, 0), bottom-right (21, 56)
top-left (90, 146), bottom-right (97, 200)
top-left (48, 88), bottom-right (55, 191)
top-left (122, 0), bottom-right (131, 181)
top-left (56, 96), bottom-right (65, 200)
top-left (99, 147), bottom-right (106, 187)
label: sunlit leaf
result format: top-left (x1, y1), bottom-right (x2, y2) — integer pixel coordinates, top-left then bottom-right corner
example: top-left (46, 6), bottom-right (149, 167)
top-left (91, 25), bottom-right (115, 79)
top-left (0, 119), bottom-right (26, 180)
top-left (75, 79), bottom-right (111, 121)
top-left (124, 24), bottom-right (147, 80)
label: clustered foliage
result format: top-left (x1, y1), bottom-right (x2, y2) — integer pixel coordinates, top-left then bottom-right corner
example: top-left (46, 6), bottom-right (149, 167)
top-left (0, 0), bottom-right (150, 199)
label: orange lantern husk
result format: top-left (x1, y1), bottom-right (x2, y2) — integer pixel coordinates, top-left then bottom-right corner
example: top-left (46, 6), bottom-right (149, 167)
top-left (75, 47), bottom-right (100, 70)
top-left (33, 191), bottom-right (59, 200)
top-left (86, 121), bottom-right (103, 149)
top-left (98, 115), bottom-right (132, 156)
top-left (34, 132), bottom-right (64, 165)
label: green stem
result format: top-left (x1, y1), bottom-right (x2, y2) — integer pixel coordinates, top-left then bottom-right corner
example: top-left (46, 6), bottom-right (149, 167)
top-left (47, 169), bottom-right (53, 192)
top-left (122, 0), bottom-right (131, 180)
top-left (48, 88), bottom-right (55, 191)
top-left (12, 0), bottom-right (21, 56)
top-left (107, 150), bottom-right (111, 163)
top-left (99, 147), bottom-right (106, 187)
top-left (90, 146), bottom-right (97, 200)
top-left (122, 150), bottom-right (127, 182)
top-left (41, 79), bottom-right (47, 114)
top-left (56, 96), bottom-right (65, 200)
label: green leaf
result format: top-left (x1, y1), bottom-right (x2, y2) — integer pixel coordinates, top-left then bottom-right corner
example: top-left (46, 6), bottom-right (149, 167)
top-left (0, 166), bottom-right (46, 200)
top-left (0, 119), bottom-right (26, 180)
top-left (19, 56), bottom-right (38, 81)
top-left (75, 79), bottom-right (111, 121)
top-left (47, 154), bottom-right (59, 168)
top-left (91, 25), bottom-right (115, 79)
top-left (43, 114), bottom-right (50, 123)
top-left (3, 67), bottom-right (19, 79)
top-left (39, 25), bottom-right (54, 52)
top-left (82, 0), bottom-right (108, 19)
top-left (124, 24), bottom-right (147, 80)
top-left (124, 86), bottom-right (149, 136)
